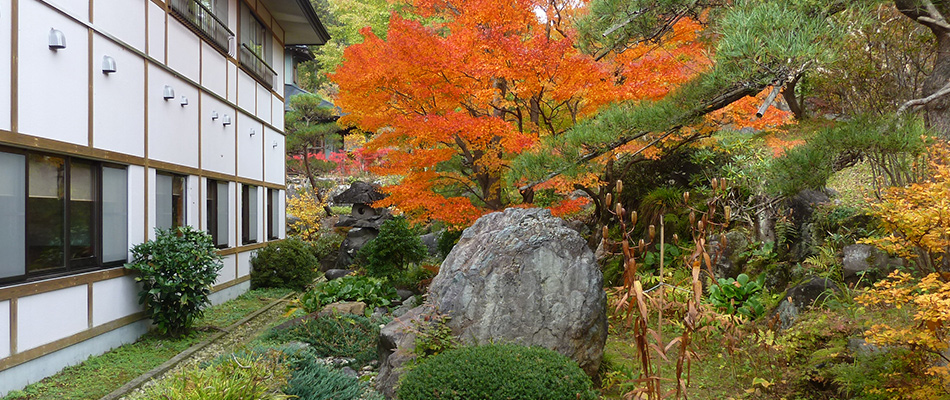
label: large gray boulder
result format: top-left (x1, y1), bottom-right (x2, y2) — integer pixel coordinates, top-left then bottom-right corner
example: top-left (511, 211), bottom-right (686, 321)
top-left (842, 243), bottom-right (898, 283)
top-left (376, 208), bottom-right (607, 397)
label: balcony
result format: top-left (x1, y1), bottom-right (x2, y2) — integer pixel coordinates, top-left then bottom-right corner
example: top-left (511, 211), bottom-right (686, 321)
top-left (169, 0), bottom-right (233, 54)
top-left (240, 44), bottom-right (276, 88)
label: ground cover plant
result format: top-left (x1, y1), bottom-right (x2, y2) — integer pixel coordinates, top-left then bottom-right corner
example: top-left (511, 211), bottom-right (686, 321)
top-left (1, 288), bottom-right (291, 400)
top-left (264, 313), bottom-right (386, 367)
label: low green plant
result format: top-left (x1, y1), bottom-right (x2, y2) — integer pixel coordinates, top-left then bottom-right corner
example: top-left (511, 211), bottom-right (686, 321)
top-left (251, 238), bottom-right (319, 292)
top-left (306, 231), bottom-right (345, 261)
top-left (285, 354), bottom-right (383, 400)
top-left (411, 312), bottom-right (458, 358)
top-left (708, 273), bottom-right (766, 320)
top-left (357, 216), bottom-right (427, 280)
top-left (397, 344), bottom-right (598, 400)
top-left (125, 226), bottom-right (222, 336)
top-left (296, 275), bottom-right (400, 313)
top-left (265, 314), bottom-right (385, 366)
top-left (130, 349), bottom-right (291, 400)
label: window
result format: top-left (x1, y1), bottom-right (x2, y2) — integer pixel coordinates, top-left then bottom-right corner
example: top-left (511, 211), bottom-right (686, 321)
top-left (169, 0), bottom-right (233, 53)
top-left (206, 179), bottom-right (229, 248)
top-left (0, 149), bottom-right (128, 285)
top-left (266, 188), bottom-right (279, 240)
top-left (240, 4), bottom-right (275, 87)
top-left (156, 173), bottom-right (186, 230)
top-left (242, 184), bottom-right (258, 244)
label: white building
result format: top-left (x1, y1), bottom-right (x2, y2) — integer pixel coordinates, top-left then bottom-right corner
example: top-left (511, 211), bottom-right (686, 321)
top-left (0, 0), bottom-right (329, 394)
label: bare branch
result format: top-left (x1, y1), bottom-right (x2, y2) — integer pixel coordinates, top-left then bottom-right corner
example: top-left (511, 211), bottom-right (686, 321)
top-left (898, 80), bottom-right (950, 115)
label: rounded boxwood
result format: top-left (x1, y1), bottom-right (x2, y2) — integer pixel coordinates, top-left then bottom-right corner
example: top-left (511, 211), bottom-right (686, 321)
top-left (250, 238), bottom-right (319, 292)
top-left (396, 344), bottom-right (598, 400)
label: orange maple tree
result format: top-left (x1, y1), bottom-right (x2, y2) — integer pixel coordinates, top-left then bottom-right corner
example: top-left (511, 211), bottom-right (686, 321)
top-left (333, 0), bottom-right (713, 226)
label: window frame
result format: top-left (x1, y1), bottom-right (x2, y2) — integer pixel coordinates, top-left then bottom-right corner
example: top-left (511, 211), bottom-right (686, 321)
top-left (241, 184), bottom-right (259, 245)
top-left (0, 147), bottom-right (129, 287)
top-left (206, 178), bottom-right (230, 249)
top-left (156, 172), bottom-right (187, 231)
top-left (168, 0), bottom-right (234, 55)
top-left (239, 2), bottom-right (277, 88)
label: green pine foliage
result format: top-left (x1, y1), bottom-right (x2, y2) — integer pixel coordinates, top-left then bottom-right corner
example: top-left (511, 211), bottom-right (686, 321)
top-left (250, 238), bottom-right (320, 292)
top-left (285, 356), bottom-right (383, 400)
top-left (264, 314), bottom-right (384, 366)
top-left (397, 344), bottom-right (598, 400)
top-left (125, 226), bottom-right (222, 337)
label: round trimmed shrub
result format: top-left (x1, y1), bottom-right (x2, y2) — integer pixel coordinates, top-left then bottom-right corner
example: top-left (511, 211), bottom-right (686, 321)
top-left (396, 344), bottom-right (598, 400)
top-left (251, 238), bottom-right (319, 292)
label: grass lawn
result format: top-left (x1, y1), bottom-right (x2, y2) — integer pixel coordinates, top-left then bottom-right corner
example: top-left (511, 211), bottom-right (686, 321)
top-left (2, 287), bottom-right (292, 400)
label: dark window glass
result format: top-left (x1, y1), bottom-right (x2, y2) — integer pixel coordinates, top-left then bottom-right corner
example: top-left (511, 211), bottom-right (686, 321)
top-left (242, 185), bottom-right (258, 244)
top-left (157, 173), bottom-right (186, 230)
top-left (206, 179), bottom-right (229, 248)
top-left (27, 154), bottom-right (65, 272)
top-left (69, 161), bottom-right (96, 266)
top-left (266, 188), bottom-right (279, 240)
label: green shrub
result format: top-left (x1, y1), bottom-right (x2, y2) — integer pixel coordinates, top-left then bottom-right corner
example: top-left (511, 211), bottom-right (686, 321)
top-left (357, 216), bottom-right (427, 279)
top-left (307, 231), bottom-right (345, 261)
top-left (708, 273), bottom-right (766, 320)
top-left (251, 238), bottom-right (319, 292)
top-left (265, 314), bottom-right (385, 366)
top-left (437, 229), bottom-right (464, 259)
top-left (126, 226), bottom-right (222, 336)
top-left (397, 344), bottom-right (598, 400)
top-left (285, 355), bottom-right (383, 400)
top-left (130, 349), bottom-right (290, 400)
top-left (297, 275), bottom-right (400, 312)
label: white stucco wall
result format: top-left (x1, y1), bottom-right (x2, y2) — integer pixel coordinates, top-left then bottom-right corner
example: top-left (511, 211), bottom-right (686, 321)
top-left (147, 1), bottom-right (165, 61)
top-left (271, 94), bottom-right (284, 131)
top-left (227, 62), bottom-right (238, 103)
top-left (17, 0), bottom-right (88, 145)
top-left (146, 168), bottom-right (157, 240)
top-left (0, 0), bottom-right (11, 132)
top-left (237, 250), bottom-right (254, 278)
top-left (264, 126), bottom-right (285, 185)
top-left (186, 174), bottom-right (200, 227)
top-left (92, 34), bottom-right (146, 157)
top-left (0, 301), bottom-right (9, 359)
top-left (237, 113), bottom-right (264, 181)
top-left (201, 42), bottom-right (229, 98)
top-left (128, 165), bottom-right (147, 248)
top-left (257, 84), bottom-right (272, 125)
top-left (237, 70), bottom-right (256, 113)
top-left (93, 0), bottom-right (146, 52)
top-left (215, 255), bottom-right (238, 286)
top-left (147, 65), bottom-right (199, 168)
top-left (166, 18), bottom-right (201, 83)
top-left (17, 286), bottom-right (88, 352)
top-left (92, 276), bottom-right (143, 326)
top-left (200, 94), bottom-right (237, 175)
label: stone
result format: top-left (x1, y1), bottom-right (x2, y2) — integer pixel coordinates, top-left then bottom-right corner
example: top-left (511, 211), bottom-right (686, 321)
top-left (420, 231), bottom-right (442, 257)
top-left (341, 367), bottom-right (358, 377)
top-left (336, 227), bottom-right (379, 268)
top-left (376, 208), bottom-right (607, 397)
top-left (320, 301), bottom-right (367, 316)
top-left (325, 269), bottom-right (354, 281)
top-left (772, 277), bottom-right (838, 330)
top-left (706, 231), bottom-right (750, 279)
top-left (395, 289), bottom-right (414, 302)
top-left (847, 338), bottom-right (882, 356)
top-left (842, 244), bottom-right (894, 283)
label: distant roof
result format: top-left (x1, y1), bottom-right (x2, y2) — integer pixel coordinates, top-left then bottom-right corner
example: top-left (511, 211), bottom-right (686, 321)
top-left (284, 84), bottom-right (336, 112)
top-left (264, 0), bottom-right (331, 45)
top-left (286, 45), bottom-right (315, 62)
top-left (333, 181), bottom-right (386, 205)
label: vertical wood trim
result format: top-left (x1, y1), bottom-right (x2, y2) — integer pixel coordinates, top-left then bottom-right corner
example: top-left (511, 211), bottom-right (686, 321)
top-left (86, 283), bottom-right (93, 329)
top-left (88, 28), bottom-right (94, 147)
top-left (144, 0), bottom-right (149, 60)
top-left (89, 0), bottom-right (94, 23)
top-left (11, 0), bottom-right (18, 133)
top-left (10, 297), bottom-right (17, 355)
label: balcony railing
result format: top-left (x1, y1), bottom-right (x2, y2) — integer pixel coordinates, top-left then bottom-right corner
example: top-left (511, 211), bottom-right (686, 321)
top-left (240, 43), bottom-right (276, 88)
top-left (169, 0), bottom-right (233, 54)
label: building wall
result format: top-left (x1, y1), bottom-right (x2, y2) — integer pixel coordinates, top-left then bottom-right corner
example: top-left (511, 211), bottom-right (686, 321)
top-left (0, 0), bottom-right (294, 394)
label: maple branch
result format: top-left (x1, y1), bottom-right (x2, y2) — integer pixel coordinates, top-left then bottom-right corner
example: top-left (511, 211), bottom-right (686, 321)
top-left (433, 174), bottom-right (490, 205)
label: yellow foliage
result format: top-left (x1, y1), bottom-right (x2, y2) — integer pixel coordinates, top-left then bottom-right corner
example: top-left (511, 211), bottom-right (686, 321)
top-left (857, 270), bottom-right (950, 396)
top-left (286, 189), bottom-right (326, 241)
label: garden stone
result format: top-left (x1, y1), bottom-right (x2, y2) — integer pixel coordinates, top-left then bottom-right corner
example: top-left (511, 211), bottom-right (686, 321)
top-left (336, 227), bottom-right (378, 268)
top-left (847, 338), bottom-right (882, 356)
top-left (706, 230), bottom-right (750, 279)
top-left (396, 289), bottom-right (414, 302)
top-left (320, 301), bottom-right (367, 316)
top-left (420, 231), bottom-right (442, 257)
top-left (325, 269), bottom-right (353, 280)
top-left (772, 277), bottom-right (838, 330)
top-left (842, 243), bottom-right (895, 283)
top-left (341, 367), bottom-right (358, 377)
top-left (376, 209), bottom-right (607, 398)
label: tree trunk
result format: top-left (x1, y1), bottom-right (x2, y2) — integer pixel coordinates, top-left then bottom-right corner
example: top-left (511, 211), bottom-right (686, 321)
top-left (302, 149), bottom-right (334, 217)
top-left (895, 0), bottom-right (950, 136)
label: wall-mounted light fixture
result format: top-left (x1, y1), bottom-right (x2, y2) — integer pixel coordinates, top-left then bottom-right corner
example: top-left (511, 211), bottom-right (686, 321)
top-left (222, 114), bottom-right (231, 126)
top-left (272, 141), bottom-right (278, 148)
top-left (249, 128), bottom-right (256, 137)
top-left (211, 111), bottom-right (219, 120)
top-left (180, 96), bottom-right (189, 107)
top-left (163, 85), bottom-right (175, 100)
top-left (49, 28), bottom-right (66, 50)
top-left (101, 55), bottom-right (117, 74)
